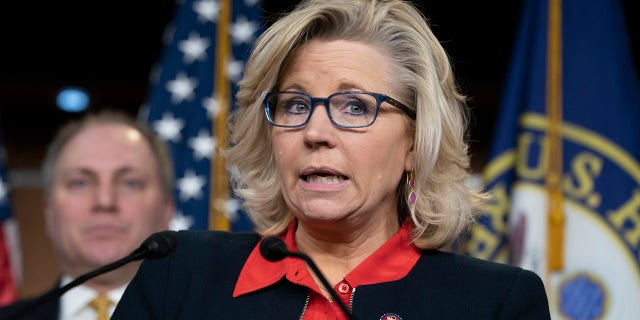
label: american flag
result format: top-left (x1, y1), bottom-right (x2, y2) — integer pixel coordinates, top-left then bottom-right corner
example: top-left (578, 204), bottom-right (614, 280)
top-left (0, 129), bottom-right (18, 306)
top-left (140, 0), bottom-right (263, 231)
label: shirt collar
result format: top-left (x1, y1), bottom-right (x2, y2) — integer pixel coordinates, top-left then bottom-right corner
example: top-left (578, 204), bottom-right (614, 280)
top-left (233, 220), bottom-right (420, 297)
top-left (60, 275), bottom-right (127, 319)
top-left (232, 222), bottom-right (295, 297)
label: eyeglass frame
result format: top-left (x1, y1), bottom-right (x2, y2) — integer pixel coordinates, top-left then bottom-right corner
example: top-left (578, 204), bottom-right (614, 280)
top-left (263, 91), bottom-right (417, 129)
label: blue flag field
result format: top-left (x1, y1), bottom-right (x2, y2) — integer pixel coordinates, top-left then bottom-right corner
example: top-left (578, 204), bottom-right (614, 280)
top-left (465, 0), bottom-right (640, 318)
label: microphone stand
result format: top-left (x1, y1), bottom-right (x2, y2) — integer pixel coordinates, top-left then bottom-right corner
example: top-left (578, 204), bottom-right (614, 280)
top-left (3, 252), bottom-right (144, 320)
top-left (260, 236), bottom-right (355, 320)
top-left (288, 251), bottom-right (355, 320)
top-left (2, 230), bottom-right (177, 320)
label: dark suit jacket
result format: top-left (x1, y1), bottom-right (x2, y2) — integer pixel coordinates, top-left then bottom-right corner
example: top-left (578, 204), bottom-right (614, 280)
top-left (113, 230), bottom-right (550, 319)
top-left (0, 287), bottom-right (60, 320)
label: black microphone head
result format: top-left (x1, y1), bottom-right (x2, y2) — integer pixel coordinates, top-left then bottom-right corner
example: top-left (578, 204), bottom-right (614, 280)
top-left (141, 230), bottom-right (178, 259)
top-left (259, 236), bottom-right (288, 262)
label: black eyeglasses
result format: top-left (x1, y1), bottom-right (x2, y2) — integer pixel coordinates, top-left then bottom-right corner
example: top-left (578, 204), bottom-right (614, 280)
top-left (264, 91), bottom-right (416, 128)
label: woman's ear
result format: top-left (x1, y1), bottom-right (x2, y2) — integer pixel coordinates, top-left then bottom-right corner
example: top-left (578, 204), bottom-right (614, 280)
top-left (404, 135), bottom-right (415, 172)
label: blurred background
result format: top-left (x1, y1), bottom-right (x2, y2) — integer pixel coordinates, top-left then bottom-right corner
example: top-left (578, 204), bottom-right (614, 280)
top-left (1, 0), bottom-right (638, 171)
top-left (0, 0), bottom-right (637, 299)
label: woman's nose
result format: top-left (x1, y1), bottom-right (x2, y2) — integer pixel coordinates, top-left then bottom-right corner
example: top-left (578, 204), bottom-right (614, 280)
top-left (302, 104), bottom-right (337, 148)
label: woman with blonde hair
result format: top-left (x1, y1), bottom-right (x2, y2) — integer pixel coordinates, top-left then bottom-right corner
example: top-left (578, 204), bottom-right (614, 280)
top-left (114, 1), bottom-right (550, 318)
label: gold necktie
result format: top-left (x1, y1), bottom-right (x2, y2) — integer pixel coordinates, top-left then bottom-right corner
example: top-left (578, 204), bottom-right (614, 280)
top-left (89, 294), bottom-right (112, 320)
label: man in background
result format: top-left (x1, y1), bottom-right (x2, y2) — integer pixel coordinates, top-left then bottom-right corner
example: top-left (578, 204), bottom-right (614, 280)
top-left (0, 110), bottom-right (174, 319)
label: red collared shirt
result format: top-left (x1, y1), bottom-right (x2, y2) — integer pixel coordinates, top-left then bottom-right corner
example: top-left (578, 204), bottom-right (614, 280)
top-left (233, 221), bottom-right (421, 320)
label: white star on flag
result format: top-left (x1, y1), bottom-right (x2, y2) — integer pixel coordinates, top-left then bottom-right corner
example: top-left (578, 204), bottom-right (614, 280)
top-left (193, 0), bottom-right (220, 23)
top-left (170, 211), bottom-right (195, 231)
top-left (176, 170), bottom-right (206, 201)
top-left (188, 130), bottom-right (216, 160)
top-left (214, 197), bottom-right (242, 221)
top-left (223, 198), bottom-right (243, 221)
top-left (153, 112), bottom-right (185, 143)
top-left (226, 57), bottom-right (244, 82)
top-left (202, 96), bottom-right (220, 119)
top-left (230, 16), bottom-right (258, 44)
top-left (166, 72), bottom-right (198, 104)
top-left (179, 32), bottom-right (211, 64)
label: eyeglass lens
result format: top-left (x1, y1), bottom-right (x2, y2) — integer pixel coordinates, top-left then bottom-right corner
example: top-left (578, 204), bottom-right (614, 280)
top-left (267, 92), bottom-right (379, 128)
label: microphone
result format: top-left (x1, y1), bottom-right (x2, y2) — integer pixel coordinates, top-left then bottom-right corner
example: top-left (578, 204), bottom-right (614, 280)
top-left (260, 236), bottom-right (356, 320)
top-left (3, 230), bottom-right (178, 320)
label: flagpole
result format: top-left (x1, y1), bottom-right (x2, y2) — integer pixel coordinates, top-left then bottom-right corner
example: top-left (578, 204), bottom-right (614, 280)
top-left (210, 0), bottom-right (232, 231)
top-left (545, 0), bottom-right (564, 277)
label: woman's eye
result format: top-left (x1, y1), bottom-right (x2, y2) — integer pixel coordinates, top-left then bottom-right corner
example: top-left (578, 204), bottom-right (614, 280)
top-left (347, 102), bottom-right (366, 115)
top-left (284, 99), bottom-right (310, 114)
top-left (343, 99), bottom-right (370, 116)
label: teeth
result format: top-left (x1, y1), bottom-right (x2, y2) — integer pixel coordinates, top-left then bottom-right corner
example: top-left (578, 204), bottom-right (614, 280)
top-left (306, 175), bottom-right (344, 184)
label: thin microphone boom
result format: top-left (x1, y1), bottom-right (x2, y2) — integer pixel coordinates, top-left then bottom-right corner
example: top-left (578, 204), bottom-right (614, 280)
top-left (2, 230), bottom-right (178, 320)
top-left (260, 236), bottom-right (356, 320)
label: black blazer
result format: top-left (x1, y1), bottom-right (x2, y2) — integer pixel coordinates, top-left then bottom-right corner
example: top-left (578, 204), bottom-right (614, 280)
top-left (0, 286), bottom-right (60, 320)
top-left (113, 230), bottom-right (550, 319)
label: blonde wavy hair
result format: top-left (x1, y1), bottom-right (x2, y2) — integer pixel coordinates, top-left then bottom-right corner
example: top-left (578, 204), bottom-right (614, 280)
top-left (226, 0), bottom-right (487, 249)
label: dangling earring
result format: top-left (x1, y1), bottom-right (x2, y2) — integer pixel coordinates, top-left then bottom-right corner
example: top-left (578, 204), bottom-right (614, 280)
top-left (407, 171), bottom-right (416, 215)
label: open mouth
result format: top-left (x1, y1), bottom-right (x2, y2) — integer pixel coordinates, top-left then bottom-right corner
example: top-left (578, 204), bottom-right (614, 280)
top-left (302, 172), bottom-right (349, 184)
